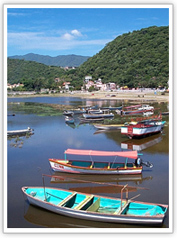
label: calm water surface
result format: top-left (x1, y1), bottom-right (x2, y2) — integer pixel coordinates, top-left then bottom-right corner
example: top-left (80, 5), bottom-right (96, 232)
top-left (7, 97), bottom-right (169, 229)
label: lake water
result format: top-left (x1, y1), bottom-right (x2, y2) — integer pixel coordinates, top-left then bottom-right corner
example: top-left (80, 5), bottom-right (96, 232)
top-left (6, 96), bottom-right (170, 230)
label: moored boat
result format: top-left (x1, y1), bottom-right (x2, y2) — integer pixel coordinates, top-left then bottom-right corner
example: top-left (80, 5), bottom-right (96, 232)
top-left (121, 121), bottom-right (163, 139)
top-left (22, 185), bottom-right (168, 225)
top-left (83, 109), bottom-right (114, 119)
top-left (7, 127), bottom-right (34, 136)
top-left (49, 149), bottom-right (153, 175)
top-left (94, 124), bottom-right (125, 130)
top-left (65, 116), bottom-right (75, 124)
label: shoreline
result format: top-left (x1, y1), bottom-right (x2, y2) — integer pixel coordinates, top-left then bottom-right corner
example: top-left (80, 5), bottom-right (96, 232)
top-left (7, 91), bottom-right (169, 103)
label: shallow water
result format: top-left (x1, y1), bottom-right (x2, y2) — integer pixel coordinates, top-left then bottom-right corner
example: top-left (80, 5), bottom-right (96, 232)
top-left (7, 97), bottom-right (169, 229)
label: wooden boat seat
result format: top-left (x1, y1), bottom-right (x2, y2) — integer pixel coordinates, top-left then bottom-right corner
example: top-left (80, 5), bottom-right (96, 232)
top-left (74, 195), bottom-right (94, 210)
top-left (86, 198), bottom-right (100, 212)
top-left (57, 192), bottom-right (77, 207)
top-left (114, 201), bottom-right (130, 215)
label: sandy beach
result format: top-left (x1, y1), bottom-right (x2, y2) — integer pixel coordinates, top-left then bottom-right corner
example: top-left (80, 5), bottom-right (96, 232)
top-left (8, 90), bottom-right (169, 103)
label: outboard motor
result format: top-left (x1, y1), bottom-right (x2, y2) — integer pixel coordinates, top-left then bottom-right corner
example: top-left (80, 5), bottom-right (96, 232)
top-left (136, 157), bottom-right (153, 168)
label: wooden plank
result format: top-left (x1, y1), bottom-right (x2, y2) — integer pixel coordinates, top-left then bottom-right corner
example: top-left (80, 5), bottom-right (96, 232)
top-left (74, 195), bottom-right (94, 210)
top-left (57, 192), bottom-right (77, 206)
top-left (86, 198), bottom-right (100, 212)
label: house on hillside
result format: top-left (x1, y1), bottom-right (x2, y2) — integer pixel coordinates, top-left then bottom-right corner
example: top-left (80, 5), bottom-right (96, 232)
top-left (106, 82), bottom-right (116, 90)
top-left (95, 78), bottom-right (107, 91)
top-left (85, 80), bottom-right (94, 90)
top-left (7, 83), bottom-right (24, 89)
top-left (85, 76), bottom-right (92, 83)
top-left (63, 82), bottom-right (70, 90)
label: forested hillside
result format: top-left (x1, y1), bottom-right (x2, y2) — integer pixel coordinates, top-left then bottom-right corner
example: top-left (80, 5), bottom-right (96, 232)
top-left (75, 26), bottom-right (169, 88)
top-left (7, 59), bottom-right (69, 90)
top-left (7, 26), bottom-right (169, 90)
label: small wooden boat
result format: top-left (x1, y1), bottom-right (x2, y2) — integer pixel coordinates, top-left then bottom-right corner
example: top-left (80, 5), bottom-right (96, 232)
top-left (49, 149), bottom-right (153, 175)
top-left (100, 106), bottom-right (122, 111)
top-left (79, 117), bottom-right (104, 123)
top-left (137, 105), bottom-right (154, 111)
top-left (94, 124), bottom-right (124, 130)
top-left (83, 109), bottom-right (114, 119)
top-left (63, 110), bottom-right (74, 116)
top-left (65, 116), bottom-right (74, 124)
top-left (7, 127), bottom-right (34, 136)
top-left (22, 185), bottom-right (168, 224)
top-left (121, 121), bottom-right (163, 139)
top-left (116, 105), bottom-right (154, 116)
top-left (161, 112), bottom-right (169, 115)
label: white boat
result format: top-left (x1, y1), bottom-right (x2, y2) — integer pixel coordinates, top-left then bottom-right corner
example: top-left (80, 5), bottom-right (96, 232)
top-left (65, 116), bottom-right (75, 124)
top-left (138, 105), bottom-right (154, 111)
top-left (22, 185), bottom-right (168, 225)
top-left (7, 127), bottom-right (34, 136)
top-left (121, 121), bottom-right (163, 139)
top-left (94, 124), bottom-right (124, 130)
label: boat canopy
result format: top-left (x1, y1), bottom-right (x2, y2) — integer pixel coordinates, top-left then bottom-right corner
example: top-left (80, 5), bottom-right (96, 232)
top-left (64, 149), bottom-right (138, 159)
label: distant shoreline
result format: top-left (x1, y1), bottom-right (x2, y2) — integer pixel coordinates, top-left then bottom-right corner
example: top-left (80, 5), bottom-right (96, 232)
top-left (7, 90), bottom-right (169, 103)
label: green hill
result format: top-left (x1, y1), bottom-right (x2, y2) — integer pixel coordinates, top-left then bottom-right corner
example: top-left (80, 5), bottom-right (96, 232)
top-left (75, 26), bottom-right (169, 88)
top-left (7, 59), bottom-right (68, 90)
top-left (7, 26), bottom-right (169, 91)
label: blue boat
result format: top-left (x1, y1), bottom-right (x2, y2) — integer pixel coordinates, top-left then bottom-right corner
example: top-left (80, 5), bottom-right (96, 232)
top-left (22, 185), bottom-right (168, 225)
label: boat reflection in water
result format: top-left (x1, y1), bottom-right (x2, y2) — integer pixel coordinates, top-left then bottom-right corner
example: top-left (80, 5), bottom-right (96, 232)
top-left (24, 203), bottom-right (166, 228)
top-left (121, 134), bottom-right (162, 151)
top-left (50, 172), bottom-right (153, 188)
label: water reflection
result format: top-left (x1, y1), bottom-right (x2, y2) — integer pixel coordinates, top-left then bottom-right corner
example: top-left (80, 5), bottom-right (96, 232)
top-left (7, 97), bottom-right (169, 229)
top-left (121, 134), bottom-right (162, 151)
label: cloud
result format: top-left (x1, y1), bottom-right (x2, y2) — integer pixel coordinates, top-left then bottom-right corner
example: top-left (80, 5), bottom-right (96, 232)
top-left (61, 29), bottom-right (83, 40)
top-left (71, 29), bottom-right (82, 37)
top-left (8, 31), bottom-right (112, 52)
top-left (62, 33), bottom-right (74, 40)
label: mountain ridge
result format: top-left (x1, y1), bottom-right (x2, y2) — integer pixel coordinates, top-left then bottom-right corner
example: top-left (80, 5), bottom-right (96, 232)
top-left (9, 53), bottom-right (90, 67)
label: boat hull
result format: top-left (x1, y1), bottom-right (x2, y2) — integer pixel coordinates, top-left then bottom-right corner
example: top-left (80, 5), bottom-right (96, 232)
top-left (94, 124), bottom-right (124, 130)
top-left (7, 128), bottom-right (34, 136)
top-left (121, 125), bottom-right (162, 139)
top-left (22, 187), bottom-right (168, 225)
top-left (49, 159), bottom-right (142, 175)
top-left (83, 113), bottom-right (114, 119)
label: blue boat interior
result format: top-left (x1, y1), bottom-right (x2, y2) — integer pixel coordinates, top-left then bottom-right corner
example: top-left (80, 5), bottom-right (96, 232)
top-left (25, 187), bottom-right (167, 216)
top-left (70, 160), bottom-right (135, 169)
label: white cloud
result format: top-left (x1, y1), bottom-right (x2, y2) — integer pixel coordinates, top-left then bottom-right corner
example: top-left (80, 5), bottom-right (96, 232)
top-left (62, 33), bottom-right (74, 40)
top-left (8, 31), bottom-right (112, 51)
top-left (61, 29), bottom-right (83, 40)
top-left (71, 29), bottom-right (82, 37)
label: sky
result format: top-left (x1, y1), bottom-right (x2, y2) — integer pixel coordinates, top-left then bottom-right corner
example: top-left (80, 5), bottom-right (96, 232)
top-left (6, 6), bottom-right (170, 57)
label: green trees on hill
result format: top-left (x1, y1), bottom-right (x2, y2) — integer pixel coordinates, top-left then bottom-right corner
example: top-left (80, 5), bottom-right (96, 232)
top-left (7, 26), bottom-right (169, 91)
top-left (76, 26), bottom-right (169, 88)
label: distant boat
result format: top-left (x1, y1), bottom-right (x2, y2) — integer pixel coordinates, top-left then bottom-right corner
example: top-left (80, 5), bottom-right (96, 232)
top-left (83, 109), bottom-right (114, 119)
top-left (94, 124), bottom-right (124, 130)
top-left (65, 116), bottom-right (74, 124)
top-left (79, 117), bottom-right (105, 124)
top-left (100, 106), bottom-right (122, 111)
top-left (63, 110), bottom-right (74, 116)
top-left (71, 108), bottom-right (86, 115)
top-left (116, 105), bottom-right (154, 115)
top-left (49, 148), bottom-right (153, 175)
top-left (7, 127), bottom-right (34, 136)
top-left (161, 112), bottom-right (169, 115)
top-left (121, 121), bottom-right (163, 139)
top-left (22, 185), bottom-right (168, 225)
